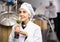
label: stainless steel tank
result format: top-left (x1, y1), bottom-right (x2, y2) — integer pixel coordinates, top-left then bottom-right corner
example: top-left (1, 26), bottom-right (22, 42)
top-left (0, 12), bottom-right (18, 26)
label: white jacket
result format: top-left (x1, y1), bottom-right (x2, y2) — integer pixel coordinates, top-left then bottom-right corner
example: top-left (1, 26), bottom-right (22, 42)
top-left (8, 21), bottom-right (43, 42)
top-left (45, 5), bottom-right (57, 18)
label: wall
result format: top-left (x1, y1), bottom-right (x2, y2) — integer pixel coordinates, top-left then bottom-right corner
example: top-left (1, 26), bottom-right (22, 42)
top-left (22, 0), bottom-right (60, 12)
top-left (57, 0), bottom-right (60, 12)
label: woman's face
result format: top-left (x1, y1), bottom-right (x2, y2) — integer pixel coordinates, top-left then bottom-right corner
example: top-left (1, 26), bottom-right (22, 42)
top-left (18, 8), bottom-right (30, 22)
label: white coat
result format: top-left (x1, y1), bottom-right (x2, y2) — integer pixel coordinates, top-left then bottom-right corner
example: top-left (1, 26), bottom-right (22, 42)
top-left (8, 21), bottom-right (43, 42)
top-left (45, 5), bottom-right (57, 18)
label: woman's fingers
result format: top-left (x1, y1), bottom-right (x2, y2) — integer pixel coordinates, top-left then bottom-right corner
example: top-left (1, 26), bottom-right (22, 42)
top-left (14, 25), bottom-right (20, 33)
top-left (19, 31), bottom-right (28, 37)
top-left (14, 25), bottom-right (28, 37)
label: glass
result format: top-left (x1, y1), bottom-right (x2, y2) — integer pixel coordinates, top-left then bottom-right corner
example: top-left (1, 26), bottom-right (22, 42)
top-left (14, 17), bottom-right (22, 39)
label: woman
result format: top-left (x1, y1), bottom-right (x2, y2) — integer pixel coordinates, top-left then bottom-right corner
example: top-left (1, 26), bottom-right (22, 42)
top-left (9, 2), bottom-right (42, 42)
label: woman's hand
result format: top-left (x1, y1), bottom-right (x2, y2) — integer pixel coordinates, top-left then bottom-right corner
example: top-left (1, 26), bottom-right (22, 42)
top-left (14, 25), bottom-right (20, 33)
top-left (14, 25), bottom-right (28, 37)
top-left (19, 30), bottom-right (28, 37)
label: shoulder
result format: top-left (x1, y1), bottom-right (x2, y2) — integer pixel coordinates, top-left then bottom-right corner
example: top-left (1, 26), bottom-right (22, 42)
top-left (29, 21), bottom-right (41, 30)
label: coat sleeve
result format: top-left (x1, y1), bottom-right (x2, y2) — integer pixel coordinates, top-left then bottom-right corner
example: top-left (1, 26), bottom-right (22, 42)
top-left (25, 26), bottom-right (43, 42)
top-left (8, 26), bottom-right (15, 42)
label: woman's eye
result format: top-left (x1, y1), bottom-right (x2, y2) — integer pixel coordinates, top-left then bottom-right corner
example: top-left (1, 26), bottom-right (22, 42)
top-left (23, 11), bottom-right (26, 13)
top-left (19, 11), bottom-right (21, 13)
top-left (18, 11), bottom-right (26, 14)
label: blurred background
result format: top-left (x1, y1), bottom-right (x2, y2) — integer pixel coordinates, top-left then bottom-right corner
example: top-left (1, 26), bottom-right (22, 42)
top-left (0, 0), bottom-right (60, 42)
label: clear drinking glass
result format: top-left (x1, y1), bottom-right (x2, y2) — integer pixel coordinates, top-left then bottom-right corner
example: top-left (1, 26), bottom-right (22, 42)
top-left (14, 17), bottom-right (22, 39)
